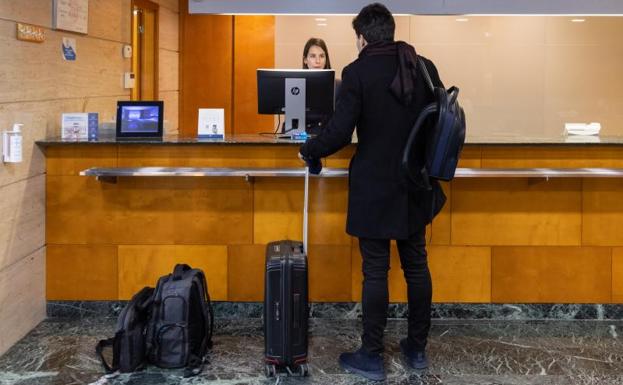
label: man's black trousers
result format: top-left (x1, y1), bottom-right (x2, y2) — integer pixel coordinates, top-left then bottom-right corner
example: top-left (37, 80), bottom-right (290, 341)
top-left (358, 229), bottom-right (432, 354)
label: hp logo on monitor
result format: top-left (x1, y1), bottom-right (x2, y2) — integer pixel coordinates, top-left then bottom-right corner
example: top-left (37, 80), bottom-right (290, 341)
top-left (290, 87), bottom-right (300, 96)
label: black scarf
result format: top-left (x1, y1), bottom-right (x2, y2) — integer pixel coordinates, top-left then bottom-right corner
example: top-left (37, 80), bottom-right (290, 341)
top-left (359, 40), bottom-right (418, 106)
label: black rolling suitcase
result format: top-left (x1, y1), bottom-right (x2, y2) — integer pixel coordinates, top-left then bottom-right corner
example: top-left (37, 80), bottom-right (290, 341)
top-left (263, 168), bottom-right (311, 377)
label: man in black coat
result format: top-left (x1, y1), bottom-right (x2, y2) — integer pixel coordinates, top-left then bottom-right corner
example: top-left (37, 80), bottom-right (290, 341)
top-left (299, 3), bottom-right (446, 381)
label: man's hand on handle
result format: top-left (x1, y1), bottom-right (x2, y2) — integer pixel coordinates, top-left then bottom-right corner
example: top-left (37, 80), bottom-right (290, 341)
top-left (298, 152), bottom-right (323, 175)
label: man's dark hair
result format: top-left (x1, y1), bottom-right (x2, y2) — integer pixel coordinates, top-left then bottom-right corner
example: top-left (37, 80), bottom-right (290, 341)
top-left (352, 3), bottom-right (395, 43)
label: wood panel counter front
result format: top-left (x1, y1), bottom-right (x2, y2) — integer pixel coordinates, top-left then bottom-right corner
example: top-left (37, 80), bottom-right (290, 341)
top-left (38, 135), bottom-right (623, 304)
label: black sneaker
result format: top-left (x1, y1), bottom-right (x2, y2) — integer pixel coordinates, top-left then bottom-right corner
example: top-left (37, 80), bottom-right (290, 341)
top-left (339, 347), bottom-right (386, 381)
top-left (399, 338), bottom-right (428, 370)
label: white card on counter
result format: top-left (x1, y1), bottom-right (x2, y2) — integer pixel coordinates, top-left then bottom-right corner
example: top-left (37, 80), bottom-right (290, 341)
top-left (198, 108), bottom-right (225, 138)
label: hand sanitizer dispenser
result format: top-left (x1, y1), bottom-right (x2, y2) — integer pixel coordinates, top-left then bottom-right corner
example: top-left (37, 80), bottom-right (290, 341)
top-left (3, 123), bottom-right (23, 163)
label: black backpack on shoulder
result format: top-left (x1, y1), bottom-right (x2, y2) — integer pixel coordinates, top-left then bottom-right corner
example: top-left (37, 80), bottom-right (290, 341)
top-left (402, 56), bottom-right (466, 190)
top-left (96, 264), bottom-right (214, 377)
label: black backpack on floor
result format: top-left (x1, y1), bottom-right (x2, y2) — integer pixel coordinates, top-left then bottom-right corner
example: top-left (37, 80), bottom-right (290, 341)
top-left (96, 286), bottom-right (154, 373)
top-left (146, 264), bottom-right (214, 375)
top-left (96, 264), bottom-right (214, 377)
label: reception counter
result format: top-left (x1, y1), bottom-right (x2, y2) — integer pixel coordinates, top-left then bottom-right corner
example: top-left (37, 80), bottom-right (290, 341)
top-left (37, 135), bottom-right (623, 305)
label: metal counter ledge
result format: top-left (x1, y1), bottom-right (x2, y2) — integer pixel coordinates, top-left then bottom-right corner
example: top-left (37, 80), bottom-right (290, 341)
top-left (80, 167), bottom-right (623, 180)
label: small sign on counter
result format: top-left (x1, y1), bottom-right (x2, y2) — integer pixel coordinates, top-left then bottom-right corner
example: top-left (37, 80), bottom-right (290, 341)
top-left (62, 112), bottom-right (98, 139)
top-left (198, 109), bottom-right (225, 139)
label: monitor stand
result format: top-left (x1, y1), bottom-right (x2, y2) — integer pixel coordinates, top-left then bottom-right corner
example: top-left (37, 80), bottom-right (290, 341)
top-left (283, 78), bottom-right (306, 139)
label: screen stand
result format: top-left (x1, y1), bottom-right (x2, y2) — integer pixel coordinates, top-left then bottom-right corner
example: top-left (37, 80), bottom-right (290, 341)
top-left (283, 78), bottom-right (306, 138)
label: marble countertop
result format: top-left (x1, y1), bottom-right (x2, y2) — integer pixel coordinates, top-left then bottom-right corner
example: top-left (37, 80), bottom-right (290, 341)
top-left (35, 133), bottom-right (623, 146)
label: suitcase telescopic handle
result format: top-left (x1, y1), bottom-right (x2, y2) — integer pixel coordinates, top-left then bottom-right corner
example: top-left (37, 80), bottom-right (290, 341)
top-left (303, 166), bottom-right (309, 253)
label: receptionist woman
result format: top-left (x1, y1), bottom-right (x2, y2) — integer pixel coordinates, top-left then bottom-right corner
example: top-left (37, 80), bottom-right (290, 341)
top-left (302, 38), bottom-right (332, 69)
top-left (302, 38), bottom-right (339, 134)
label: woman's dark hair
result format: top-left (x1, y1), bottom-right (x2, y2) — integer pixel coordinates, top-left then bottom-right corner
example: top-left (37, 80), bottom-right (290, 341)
top-left (302, 38), bottom-right (332, 69)
top-left (352, 3), bottom-right (395, 43)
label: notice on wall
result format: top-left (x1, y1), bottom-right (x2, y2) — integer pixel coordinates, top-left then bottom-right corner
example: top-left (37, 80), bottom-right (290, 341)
top-left (62, 37), bottom-right (77, 61)
top-left (53, 0), bottom-right (89, 34)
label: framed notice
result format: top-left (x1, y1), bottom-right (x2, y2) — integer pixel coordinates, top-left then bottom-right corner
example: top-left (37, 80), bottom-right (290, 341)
top-left (53, 0), bottom-right (89, 34)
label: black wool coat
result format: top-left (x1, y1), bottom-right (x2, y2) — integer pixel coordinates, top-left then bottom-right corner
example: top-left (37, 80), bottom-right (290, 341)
top-left (300, 51), bottom-right (447, 239)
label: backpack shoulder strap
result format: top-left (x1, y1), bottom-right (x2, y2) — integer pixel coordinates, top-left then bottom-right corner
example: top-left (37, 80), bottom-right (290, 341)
top-left (417, 56), bottom-right (435, 94)
top-left (195, 270), bottom-right (214, 350)
top-left (95, 337), bottom-right (118, 374)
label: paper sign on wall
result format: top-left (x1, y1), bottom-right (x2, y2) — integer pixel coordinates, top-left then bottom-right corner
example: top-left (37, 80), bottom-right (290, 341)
top-left (62, 37), bottom-right (76, 61)
top-left (53, 0), bottom-right (89, 34)
top-left (198, 109), bottom-right (225, 138)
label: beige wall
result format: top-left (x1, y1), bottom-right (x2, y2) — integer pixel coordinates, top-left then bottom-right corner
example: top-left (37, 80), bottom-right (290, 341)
top-left (0, 0), bottom-right (179, 356)
top-left (276, 15), bottom-right (623, 138)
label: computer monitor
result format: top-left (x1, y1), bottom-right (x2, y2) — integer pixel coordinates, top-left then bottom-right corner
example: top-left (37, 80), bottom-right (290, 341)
top-left (257, 69), bottom-right (335, 137)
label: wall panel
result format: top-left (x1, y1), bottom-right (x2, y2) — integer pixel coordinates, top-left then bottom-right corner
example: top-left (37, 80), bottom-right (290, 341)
top-left (583, 179), bottom-right (623, 246)
top-left (47, 245), bottom-right (118, 300)
top-left (233, 16), bottom-right (275, 134)
top-left (180, 10), bottom-right (232, 136)
top-left (452, 178), bottom-right (582, 246)
top-left (492, 247), bottom-right (611, 303)
top-left (118, 245), bottom-right (228, 300)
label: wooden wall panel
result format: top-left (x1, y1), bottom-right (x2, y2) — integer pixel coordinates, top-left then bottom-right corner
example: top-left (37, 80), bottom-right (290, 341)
top-left (118, 245), bottom-right (228, 300)
top-left (308, 245), bottom-right (352, 301)
top-left (46, 145), bottom-right (118, 176)
top-left (458, 145), bottom-right (482, 168)
top-left (0, 0), bottom-right (52, 28)
top-left (161, 90), bottom-right (180, 135)
top-left (482, 146), bottom-right (623, 168)
top-left (113, 177), bottom-right (253, 245)
top-left (430, 182), bottom-right (452, 245)
top-left (153, 0), bottom-right (178, 12)
top-left (429, 246), bottom-right (492, 303)
top-left (254, 178), bottom-right (304, 244)
top-left (117, 144), bottom-right (303, 168)
top-left (492, 247), bottom-right (612, 303)
top-left (452, 178), bottom-right (582, 246)
top-left (47, 175), bottom-right (253, 245)
top-left (228, 245), bottom-right (265, 301)
top-left (88, 0), bottom-right (132, 43)
top-left (612, 248), bottom-right (623, 303)
top-left (180, 11), bottom-right (232, 137)
top-left (160, 49), bottom-right (179, 92)
top-left (0, 21), bottom-right (130, 104)
top-left (0, 248), bottom-right (45, 356)
top-left (47, 245), bottom-right (118, 300)
top-left (309, 178), bottom-right (350, 245)
top-left (233, 16), bottom-right (275, 135)
top-left (47, 176), bottom-right (118, 245)
top-left (158, 4), bottom-right (179, 51)
top-left (582, 179), bottom-right (623, 246)
top-left (0, 176), bottom-right (45, 272)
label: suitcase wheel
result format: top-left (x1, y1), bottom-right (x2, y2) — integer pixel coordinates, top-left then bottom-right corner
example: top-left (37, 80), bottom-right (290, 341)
top-left (298, 363), bottom-right (309, 377)
top-left (265, 364), bottom-right (277, 377)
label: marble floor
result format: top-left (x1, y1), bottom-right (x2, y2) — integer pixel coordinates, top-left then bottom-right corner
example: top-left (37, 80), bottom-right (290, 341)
top-left (0, 318), bottom-right (622, 385)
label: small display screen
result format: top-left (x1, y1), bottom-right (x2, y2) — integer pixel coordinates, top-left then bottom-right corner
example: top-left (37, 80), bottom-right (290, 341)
top-left (120, 106), bottom-right (160, 133)
top-left (116, 101), bottom-right (163, 138)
